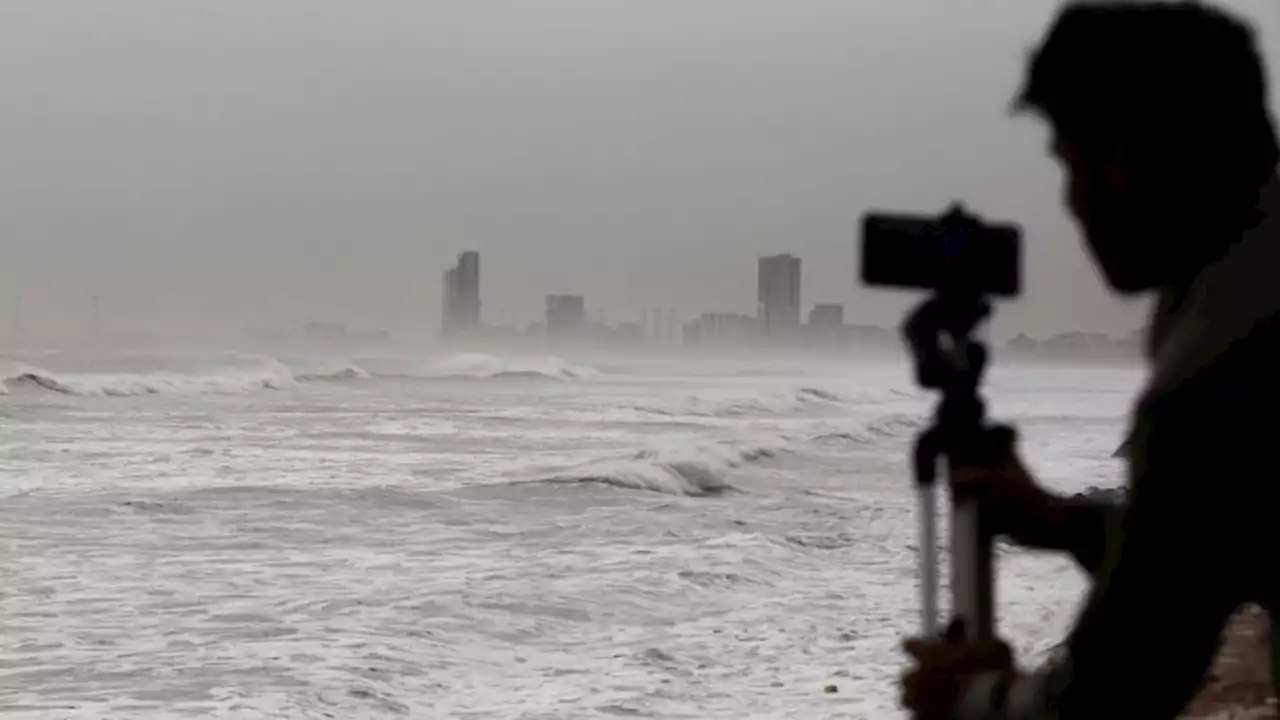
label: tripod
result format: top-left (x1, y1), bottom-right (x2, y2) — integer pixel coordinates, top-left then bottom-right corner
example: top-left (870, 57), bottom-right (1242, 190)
top-left (904, 291), bottom-right (1013, 643)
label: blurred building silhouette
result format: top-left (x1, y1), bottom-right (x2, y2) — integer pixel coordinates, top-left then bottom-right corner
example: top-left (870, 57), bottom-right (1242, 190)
top-left (682, 312), bottom-right (757, 346)
top-left (758, 254), bottom-right (801, 336)
top-left (545, 294), bottom-right (586, 337)
top-left (1004, 330), bottom-right (1143, 360)
top-left (441, 251), bottom-right (481, 336)
top-left (245, 326), bottom-right (288, 342)
top-left (305, 321), bottom-right (347, 342)
top-left (808, 303), bottom-right (844, 328)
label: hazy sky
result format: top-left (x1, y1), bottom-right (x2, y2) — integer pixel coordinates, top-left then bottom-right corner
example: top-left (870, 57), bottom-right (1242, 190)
top-left (0, 0), bottom-right (1276, 341)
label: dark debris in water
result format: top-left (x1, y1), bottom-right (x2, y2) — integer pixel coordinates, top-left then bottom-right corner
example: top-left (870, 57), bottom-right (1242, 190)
top-left (347, 687), bottom-right (409, 715)
top-left (798, 388), bottom-right (843, 403)
top-left (596, 704), bottom-right (646, 717)
top-left (784, 532), bottom-right (858, 550)
top-left (118, 500), bottom-right (197, 515)
top-left (676, 569), bottom-right (766, 587)
top-left (640, 647), bottom-right (681, 665)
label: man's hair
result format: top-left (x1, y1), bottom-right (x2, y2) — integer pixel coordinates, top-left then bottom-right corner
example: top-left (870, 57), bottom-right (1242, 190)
top-left (1017, 1), bottom-right (1279, 190)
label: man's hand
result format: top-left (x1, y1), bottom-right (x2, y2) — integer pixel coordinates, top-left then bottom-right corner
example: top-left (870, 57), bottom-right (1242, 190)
top-left (901, 632), bottom-right (1014, 720)
top-left (951, 441), bottom-right (1065, 551)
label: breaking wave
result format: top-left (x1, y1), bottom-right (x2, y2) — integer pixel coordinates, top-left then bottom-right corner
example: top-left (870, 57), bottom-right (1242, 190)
top-left (1, 362), bottom-right (299, 397)
top-left (543, 439), bottom-right (788, 496)
top-left (0, 352), bottom-right (600, 397)
top-left (293, 364), bottom-right (371, 382)
top-left (626, 387), bottom-right (849, 419)
top-left (403, 353), bottom-right (598, 382)
top-left (813, 413), bottom-right (927, 444)
top-left (286, 353), bottom-right (600, 384)
top-left (796, 387), bottom-right (842, 403)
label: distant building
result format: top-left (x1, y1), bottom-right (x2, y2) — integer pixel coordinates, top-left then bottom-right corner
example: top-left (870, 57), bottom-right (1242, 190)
top-left (245, 327), bottom-right (289, 342)
top-left (1007, 333), bottom-right (1038, 354)
top-left (643, 308), bottom-right (679, 343)
top-left (1039, 331), bottom-right (1115, 356)
top-left (349, 328), bottom-right (391, 344)
top-left (546, 294), bottom-right (586, 337)
top-left (441, 251), bottom-right (481, 336)
top-left (305, 321), bottom-right (347, 342)
top-left (847, 324), bottom-right (895, 345)
top-left (758, 254), bottom-right (801, 336)
top-left (615, 322), bottom-right (645, 340)
top-left (1116, 328), bottom-right (1145, 356)
top-left (1003, 331), bottom-right (1140, 360)
top-left (682, 312), bottom-right (758, 346)
top-left (808, 304), bottom-right (844, 328)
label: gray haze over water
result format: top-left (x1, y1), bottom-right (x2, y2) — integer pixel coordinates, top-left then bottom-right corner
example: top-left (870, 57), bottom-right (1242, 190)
top-left (0, 0), bottom-right (1276, 342)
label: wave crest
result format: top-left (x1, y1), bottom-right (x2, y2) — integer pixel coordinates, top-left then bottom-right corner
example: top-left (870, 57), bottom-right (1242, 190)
top-left (544, 440), bottom-right (786, 496)
top-left (411, 353), bottom-right (597, 382)
top-left (813, 413), bottom-right (927, 444)
top-left (294, 364), bottom-right (370, 382)
top-left (627, 387), bottom-right (849, 419)
top-left (2, 362), bottom-right (298, 397)
top-left (0, 352), bottom-right (600, 397)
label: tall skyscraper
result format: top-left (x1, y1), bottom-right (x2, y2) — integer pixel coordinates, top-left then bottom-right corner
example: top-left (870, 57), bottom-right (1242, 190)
top-left (757, 254), bottom-right (801, 336)
top-left (441, 251), bottom-right (481, 336)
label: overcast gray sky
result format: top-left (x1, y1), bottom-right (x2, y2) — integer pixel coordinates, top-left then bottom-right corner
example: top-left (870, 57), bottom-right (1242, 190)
top-left (0, 0), bottom-right (1276, 342)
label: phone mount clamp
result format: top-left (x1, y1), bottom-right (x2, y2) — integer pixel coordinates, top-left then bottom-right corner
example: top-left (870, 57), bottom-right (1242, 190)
top-left (903, 281), bottom-right (1013, 644)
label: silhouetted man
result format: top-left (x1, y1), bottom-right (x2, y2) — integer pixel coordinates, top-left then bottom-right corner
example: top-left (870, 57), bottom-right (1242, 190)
top-left (900, 3), bottom-right (1280, 718)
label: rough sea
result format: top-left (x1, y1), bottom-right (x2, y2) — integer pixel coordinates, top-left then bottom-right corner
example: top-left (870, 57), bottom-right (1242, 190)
top-left (0, 348), bottom-right (1143, 719)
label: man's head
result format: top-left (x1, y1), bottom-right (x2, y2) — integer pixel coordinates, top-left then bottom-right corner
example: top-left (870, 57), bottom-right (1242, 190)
top-left (1017, 2), bottom-right (1279, 294)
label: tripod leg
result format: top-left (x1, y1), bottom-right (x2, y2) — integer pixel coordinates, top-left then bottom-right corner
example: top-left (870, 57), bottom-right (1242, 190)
top-left (914, 428), bottom-right (945, 638)
top-left (919, 481), bottom-right (939, 637)
top-left (950, 493), bottom-right (994, 642)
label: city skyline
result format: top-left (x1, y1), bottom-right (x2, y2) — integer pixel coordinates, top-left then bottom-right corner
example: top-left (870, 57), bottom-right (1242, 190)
top-left (433, 248), bottom-right (907, 349)
top-left (439, 248), bottom-right (843, 339)
top-left (427, 247), bottom-right (1164, 352)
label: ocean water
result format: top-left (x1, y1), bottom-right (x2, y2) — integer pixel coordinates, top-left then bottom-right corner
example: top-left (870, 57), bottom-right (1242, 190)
top-left (0, 348), bottom-right (1143, 719)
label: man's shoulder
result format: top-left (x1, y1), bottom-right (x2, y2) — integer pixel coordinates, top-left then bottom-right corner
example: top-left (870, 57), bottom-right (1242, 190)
top-left (1153, 306), bottom-right (1280, 405)
top-left (1127, 310), bottom-right (1280, 506)
top-left (1142, 177), bottom-right (1280, 415)
top-left (1138, 313), bottom-right (1280, 440)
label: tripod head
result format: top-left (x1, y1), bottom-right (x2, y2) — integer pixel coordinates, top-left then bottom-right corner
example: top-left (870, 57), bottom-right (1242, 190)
top-left (905, 292), bottom-right (1000, 474)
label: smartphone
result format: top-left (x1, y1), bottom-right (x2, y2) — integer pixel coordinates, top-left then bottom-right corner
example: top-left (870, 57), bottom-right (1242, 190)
top-left (860, 209), bottom-right (1021, 298)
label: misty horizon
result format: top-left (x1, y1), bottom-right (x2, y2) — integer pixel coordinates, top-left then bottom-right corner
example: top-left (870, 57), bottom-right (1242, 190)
top-left (0, 0), bottom-right (1276, 346)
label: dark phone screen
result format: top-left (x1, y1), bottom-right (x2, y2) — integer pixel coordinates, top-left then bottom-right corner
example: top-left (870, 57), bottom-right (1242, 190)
top-left (860, 214), bottom-right (1021, 298)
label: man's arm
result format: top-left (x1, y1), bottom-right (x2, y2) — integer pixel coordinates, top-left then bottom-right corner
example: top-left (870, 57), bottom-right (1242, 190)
top-left (999, 487), bottom-right (1122, 575)
top-left (961, 410), bottom-right (1250, 719)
